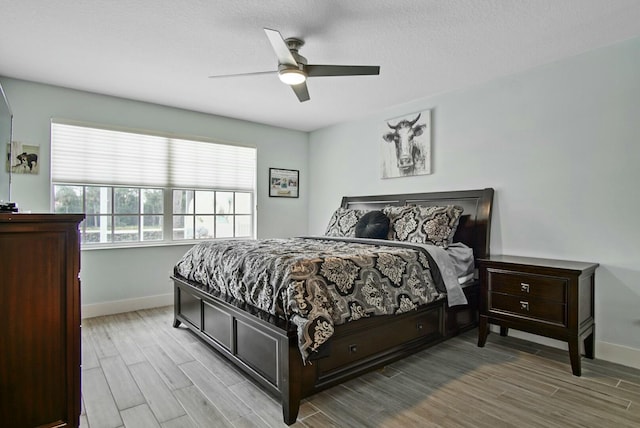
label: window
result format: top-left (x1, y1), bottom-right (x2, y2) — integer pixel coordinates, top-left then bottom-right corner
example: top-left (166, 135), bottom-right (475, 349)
top-left (51, 121), bottom-right (256, 246)
top-left (172, 190), bottom-right (253, 240)
top-left (54, 185), bottom-right (165, 243)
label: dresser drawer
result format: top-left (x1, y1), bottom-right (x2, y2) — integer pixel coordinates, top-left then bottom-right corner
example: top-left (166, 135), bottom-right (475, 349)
top-left (488, 270), bottom-right (566, 302)
top-left (489, 292), bottom-right (566, 325)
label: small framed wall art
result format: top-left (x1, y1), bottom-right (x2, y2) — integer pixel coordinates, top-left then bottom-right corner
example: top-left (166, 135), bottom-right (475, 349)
top-left (8, 141), bottom-right (40, 175)
top-left (269, 168), bottom-right (299, 198)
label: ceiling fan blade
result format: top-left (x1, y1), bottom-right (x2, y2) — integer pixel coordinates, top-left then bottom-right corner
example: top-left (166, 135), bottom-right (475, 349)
top-left (291, 82), bottom-right (310, 102)
top-left (208, 70), bottom-right (277, 79)
top-left (264, 28), bottom-right (298, 66)
top-left (306, 64), bottom-right (380, 77)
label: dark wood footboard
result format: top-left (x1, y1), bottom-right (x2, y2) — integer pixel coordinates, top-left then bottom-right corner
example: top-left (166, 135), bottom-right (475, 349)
top-left (172, 275), bottom-right (479, 424)
top-left (172, 277), bottom-right (304, 424)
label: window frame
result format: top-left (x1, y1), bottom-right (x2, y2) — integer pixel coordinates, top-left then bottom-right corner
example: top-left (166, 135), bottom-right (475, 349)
top-left (53, 183), bottom-right (256, 248)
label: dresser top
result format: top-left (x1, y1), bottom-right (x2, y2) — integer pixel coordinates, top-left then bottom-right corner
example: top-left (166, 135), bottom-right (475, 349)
top-left (0, 213), bottom-right (85, 224)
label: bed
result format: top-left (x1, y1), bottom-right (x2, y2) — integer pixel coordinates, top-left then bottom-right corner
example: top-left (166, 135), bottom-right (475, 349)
top-left (172, 188), bottom-right (494, 424)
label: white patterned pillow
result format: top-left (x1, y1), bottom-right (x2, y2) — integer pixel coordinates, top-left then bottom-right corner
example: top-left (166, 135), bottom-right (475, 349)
top-left (325, 208), bottom-right (366, 237)
top-left (383, 205), bottom-right (464, 248)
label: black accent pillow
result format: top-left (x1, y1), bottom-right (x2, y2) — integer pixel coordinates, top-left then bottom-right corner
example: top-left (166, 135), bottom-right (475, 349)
top-left (355, 211), bottom-right (390, 239)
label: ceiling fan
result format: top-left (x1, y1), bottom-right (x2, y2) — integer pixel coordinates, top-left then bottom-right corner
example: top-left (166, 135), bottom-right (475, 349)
top-left (208, 28), bottom-right (380, 102)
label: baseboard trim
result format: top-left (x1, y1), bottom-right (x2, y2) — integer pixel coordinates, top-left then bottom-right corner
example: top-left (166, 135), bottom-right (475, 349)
top-left (595, 341), bottom-right (640, 370)
top-left (492, 327), bottom-right (640, 370)
top-left (82, 293), bottom-right (173, 319)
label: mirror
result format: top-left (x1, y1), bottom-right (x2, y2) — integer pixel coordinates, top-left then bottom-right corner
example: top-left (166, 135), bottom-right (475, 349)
top-left (0, 81), bottom-right (12, 205)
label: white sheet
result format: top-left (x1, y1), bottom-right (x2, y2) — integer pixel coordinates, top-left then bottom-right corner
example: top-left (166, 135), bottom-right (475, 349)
top-left (414, 242), bottom-right (468, 307)
top-left (458, 272), bottom-right (475, 285)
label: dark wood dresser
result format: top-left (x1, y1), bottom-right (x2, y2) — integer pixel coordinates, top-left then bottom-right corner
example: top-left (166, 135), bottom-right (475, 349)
top-left (477, 255), bottom-right (598, 376)
top-left (0, 213), bottom-right (84, 428)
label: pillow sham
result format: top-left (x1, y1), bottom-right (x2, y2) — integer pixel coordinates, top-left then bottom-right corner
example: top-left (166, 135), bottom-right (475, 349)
top-left (324, 207), bottom-right (366, 237)
top-left (354, 210), bottom-right (390, 239)
top-left (383, 204), bottom-right (464, 248)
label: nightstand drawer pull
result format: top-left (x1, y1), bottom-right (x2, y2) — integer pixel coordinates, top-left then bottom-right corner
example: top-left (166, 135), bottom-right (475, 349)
top-left (520, 301), bottom-right (529, 311)
top-left (520, 283), bottom-right (530, 293)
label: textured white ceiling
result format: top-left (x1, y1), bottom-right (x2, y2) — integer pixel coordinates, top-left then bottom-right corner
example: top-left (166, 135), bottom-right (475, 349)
top-left (1, 0), bottom-right (640, 132)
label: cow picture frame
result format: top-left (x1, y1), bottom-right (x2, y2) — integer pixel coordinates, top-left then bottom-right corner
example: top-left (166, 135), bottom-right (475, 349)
top-left (269, 167), bottom-right (299, 198)
top-left (380, 109), bottom-right (431, 178)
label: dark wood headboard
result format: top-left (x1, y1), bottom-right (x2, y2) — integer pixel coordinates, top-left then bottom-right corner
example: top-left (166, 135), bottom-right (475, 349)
top-left (341, 188), bottom-right (494, 260)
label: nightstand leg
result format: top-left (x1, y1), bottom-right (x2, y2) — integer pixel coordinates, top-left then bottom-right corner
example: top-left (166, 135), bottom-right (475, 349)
top-left (584, 329), bottom-right (595, 359)
top-left (499, 326), bottom-right (509, 337)
top-left (568, 338), bottom-right (582, 376)
top-left (478, 316), bottom-right (489, 347)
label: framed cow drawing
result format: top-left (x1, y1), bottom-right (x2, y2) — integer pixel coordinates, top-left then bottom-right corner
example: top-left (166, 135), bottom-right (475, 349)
top-left (380, 109), bottom-right (431, 178)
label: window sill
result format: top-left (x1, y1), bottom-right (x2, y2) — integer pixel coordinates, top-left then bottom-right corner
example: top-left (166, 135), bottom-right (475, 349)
top-left (80, 237), bottom-right (254, 251)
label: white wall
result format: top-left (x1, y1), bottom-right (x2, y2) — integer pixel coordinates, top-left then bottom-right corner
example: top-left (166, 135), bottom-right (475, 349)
top-left (309, 37), bottom-right (640, 363)
top-left (1, 78), bottom-right (309, 314)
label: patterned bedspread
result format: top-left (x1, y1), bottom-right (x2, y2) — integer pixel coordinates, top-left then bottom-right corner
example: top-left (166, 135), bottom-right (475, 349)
top-left (174, 237), bottom-right (451, 361)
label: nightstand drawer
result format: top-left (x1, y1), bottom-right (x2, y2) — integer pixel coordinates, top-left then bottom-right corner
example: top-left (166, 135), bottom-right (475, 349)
top-left (489, 292), bottom-right (566, 325)
top-left (488, 270), bottom-right (566, 302)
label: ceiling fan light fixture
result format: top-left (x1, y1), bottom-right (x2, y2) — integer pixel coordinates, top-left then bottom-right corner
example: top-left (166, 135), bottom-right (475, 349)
top-left (208, 28), bottom-right (380, 102)
top-left (278, 68), bottom-right (307, 85)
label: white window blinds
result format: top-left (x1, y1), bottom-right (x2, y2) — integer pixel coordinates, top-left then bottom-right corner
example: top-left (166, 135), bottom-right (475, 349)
top-left (51, 121), bottom-right (256, 191)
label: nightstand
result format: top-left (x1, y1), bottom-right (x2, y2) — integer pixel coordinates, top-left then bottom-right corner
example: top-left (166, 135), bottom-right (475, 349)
top-left (477, 255), bottom-right (598, 376)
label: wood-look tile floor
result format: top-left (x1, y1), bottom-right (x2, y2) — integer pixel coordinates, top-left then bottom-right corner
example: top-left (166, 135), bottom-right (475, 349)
top-left (81, 306), bottom-right (640, 428)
